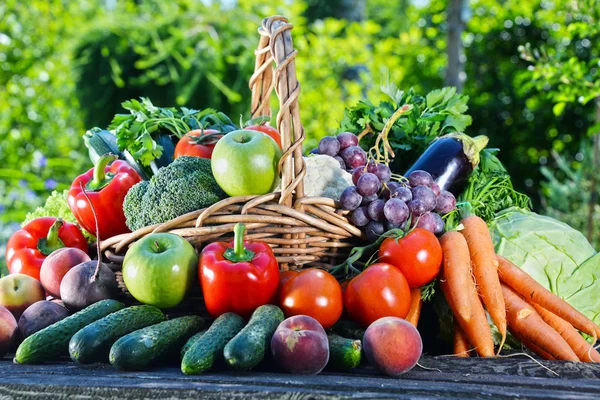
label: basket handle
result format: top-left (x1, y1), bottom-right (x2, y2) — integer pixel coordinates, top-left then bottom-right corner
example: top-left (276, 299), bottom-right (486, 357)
top-left (249, 16), bottom-right (306, 207)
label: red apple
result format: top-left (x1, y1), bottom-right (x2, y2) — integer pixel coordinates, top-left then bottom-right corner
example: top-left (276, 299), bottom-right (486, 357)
top-left (40, 248), bottom-right (90, 298)
top-left (270, 315), bottom-right (329, 374)
top-left (0, 274), bottom-right (46, 319)
top-left (363, 317), bottom-right (422, 376)
top-left (0, 306), bottom-right (18, 358)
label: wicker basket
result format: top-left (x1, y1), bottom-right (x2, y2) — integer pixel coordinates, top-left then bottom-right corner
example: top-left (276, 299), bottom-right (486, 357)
top-left (100, 16), bottom-right (365, 278)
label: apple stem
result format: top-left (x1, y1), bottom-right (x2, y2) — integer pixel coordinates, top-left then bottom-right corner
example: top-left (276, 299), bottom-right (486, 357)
top-left (153, 240), bottom-right (162, 253)
top-left (79, 181), bottom-right (102, 282)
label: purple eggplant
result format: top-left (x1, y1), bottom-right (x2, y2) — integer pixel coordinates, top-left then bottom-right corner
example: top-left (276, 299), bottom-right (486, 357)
top-left (404, 133), bottom-right (488, 196)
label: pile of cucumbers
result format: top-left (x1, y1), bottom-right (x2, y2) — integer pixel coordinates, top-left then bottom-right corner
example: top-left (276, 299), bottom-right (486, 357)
top-left (14, 300), bottom-right (362, 374)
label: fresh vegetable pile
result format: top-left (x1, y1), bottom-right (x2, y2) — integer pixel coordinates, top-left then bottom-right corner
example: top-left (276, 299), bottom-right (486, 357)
top-left (1, 80), bottom-right (600, 380)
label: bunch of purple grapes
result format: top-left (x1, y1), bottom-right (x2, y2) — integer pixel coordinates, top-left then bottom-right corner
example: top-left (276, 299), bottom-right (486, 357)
top-left (309, 132), bottom-right (367, 173)
top-left (310, 132), bottom-right (456, 242)
top-left (341, 168), bottom-right (456, 242)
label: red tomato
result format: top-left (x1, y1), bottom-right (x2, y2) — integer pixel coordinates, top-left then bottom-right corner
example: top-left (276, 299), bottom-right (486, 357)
top-left (174, 129), bottom-right (222, 159)
top-left (277, 269), bottom-right (300, 302)
top-left (379, 228), bottom-right (442, 288)
top-left (344, 263), bottom-right (411, 327)
top-left (279, 268), bottom-right (343, 329)
top-left (246, 125), bottom-right (282, 149)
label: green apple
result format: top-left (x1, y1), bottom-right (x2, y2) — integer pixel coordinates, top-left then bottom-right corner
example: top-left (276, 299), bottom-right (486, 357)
top-left (211, 129), bottom-right (283, 196)
top-left (122, 233), bottom-right (198, 309)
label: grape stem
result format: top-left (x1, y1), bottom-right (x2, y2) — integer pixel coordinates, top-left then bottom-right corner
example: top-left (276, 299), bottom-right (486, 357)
top-left (373, 104), bottom-right (414, 164)
top-left (330, 228), bottom-right (405, 278)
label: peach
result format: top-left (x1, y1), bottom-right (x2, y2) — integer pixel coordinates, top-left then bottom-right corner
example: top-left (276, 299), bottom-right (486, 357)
top-left (363, 317), bottom-right (422, 376)
top-left (270, 315), bottom-right (329, 374)
top-left (40, 248), bottom-right (90, 298)
top-left (0, 274), bottom-right (45, 319)
top-left (0, 306), bottom-right (18, 358)
top-left (18, 300), bottom-right (69, 339)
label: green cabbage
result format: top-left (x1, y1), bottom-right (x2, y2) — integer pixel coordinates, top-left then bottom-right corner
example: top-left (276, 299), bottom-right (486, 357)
top-left (491, 207), bottom-right (600, 324)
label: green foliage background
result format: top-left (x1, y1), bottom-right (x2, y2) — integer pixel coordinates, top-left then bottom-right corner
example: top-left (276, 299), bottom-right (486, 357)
top-left (1, 0), bottom-right (599, 274)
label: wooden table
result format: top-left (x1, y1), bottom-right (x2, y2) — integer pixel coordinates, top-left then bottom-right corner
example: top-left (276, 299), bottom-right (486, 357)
top-left (1, 355), bottom-right (599, 399)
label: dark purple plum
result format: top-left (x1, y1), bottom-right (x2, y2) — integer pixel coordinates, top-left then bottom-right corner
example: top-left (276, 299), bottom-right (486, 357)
top-left (365, 221), bottom-right (385, 243)
top-left (374, 164), bottom-right (391, 183)
top-left (435, 190), bottom-right (457, 214)
top-left (318, 136), bottom-right (341, 157)
top-left (308, 148), bottom-right (320, 155)
top-left (356, 173), bottom-right (381, 197)
top-left (407, 199), bottom-right (427, 217)
top-left (411, 185), bottom-right (437, 211)
top-left (350, 207), bottom-right (370, 227)
top-left (340, 186), bottom-right (363, 211)
top-left (341, 146), bottom-right (367, 170)
top-left (336, 132), bottom-right (359, 150)
top-left (367, 200), bottom-right (386, 222)
top-left (408, 170), bottom-right (433, 188)
top-left (333, 156), bottom-right (346, 169)
top-left (383, 199), bottom-right (410, 225)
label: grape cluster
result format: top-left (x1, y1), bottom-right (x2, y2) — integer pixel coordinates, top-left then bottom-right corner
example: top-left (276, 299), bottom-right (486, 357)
top-left (311, 133), bottom-right (456, 242)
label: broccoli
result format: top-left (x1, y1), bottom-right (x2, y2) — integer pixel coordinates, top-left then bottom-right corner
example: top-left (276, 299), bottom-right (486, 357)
top-left (123, 156), bottom-right (227, 231)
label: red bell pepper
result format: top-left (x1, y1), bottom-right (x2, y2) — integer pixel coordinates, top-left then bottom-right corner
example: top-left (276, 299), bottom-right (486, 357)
top-left (199, 223), bottom-right (280, 319)
top-left (68, 153), bottom-right (141, 239)
top-left (6, 217), bottom-right (88, 281)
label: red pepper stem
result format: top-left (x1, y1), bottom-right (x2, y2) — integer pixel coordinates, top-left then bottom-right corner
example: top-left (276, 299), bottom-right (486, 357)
top-left (223, 223), bottom-right (255, 263)
top-left (37, 218), bottom-right (66, 255)
top-left (87, 153), bottom-right (118, 191)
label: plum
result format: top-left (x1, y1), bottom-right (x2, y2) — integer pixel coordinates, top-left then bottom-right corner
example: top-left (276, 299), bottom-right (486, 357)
top-left (271, 315), bottom-right (329, 374)
top-left (18, 300), bottom-right (69, 339)
top-left (40, 248), bottom-right (91, 298)
top-left (0, 306), bottom-right (18, 358)
top-left (60, 260), bottom-right (119, 311)
top-left (363, 317), bottom-right (422, 376)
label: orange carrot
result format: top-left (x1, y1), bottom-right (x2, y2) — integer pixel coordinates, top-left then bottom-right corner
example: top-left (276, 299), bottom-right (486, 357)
top-left (501, 284), bottom-right (579, 361)
top-left (497, 255), bottom-right (600, 342)
top-left (440, 269), bottom-right (495, 357)
top-left (532, 303), bottom-right (600, 362)
top-left (439, 232), bottom-right (472, 323)
top-left (406, 288), bottom-right (423, 328)
top-left (460, 216), bottom-right (506, 353)
top-left (511, 330), bottom-right (556, 360)
top-left (453, 320), bottom-right (471, 357)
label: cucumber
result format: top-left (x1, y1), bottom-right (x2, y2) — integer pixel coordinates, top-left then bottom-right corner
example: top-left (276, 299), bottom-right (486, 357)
top-left (224, 305), bottom-right (284, 370)
top-left (109, 315), bottom-right (203, 371)
top-left (181, 330), bottom-right (206, 360)
top-left (181, 312), bottom-right (245, 375)
top-left (327, 334), bottom-right (362, 371)
top-left (69, 305), bottom-right (165, 364)
top-left (331, 320), bottom-right (366, 340)
top-left (15, 299), bottom-right (125, 364)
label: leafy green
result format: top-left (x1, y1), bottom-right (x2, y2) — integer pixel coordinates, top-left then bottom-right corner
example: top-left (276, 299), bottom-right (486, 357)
top-left (108, 97), bottom-right (237, 168)
top-left (490, 207), bottom-right (600, 324)
top-left (444, 149), bottom-right (532, 228)
top-left (339, 84), bottom-right (472, 171)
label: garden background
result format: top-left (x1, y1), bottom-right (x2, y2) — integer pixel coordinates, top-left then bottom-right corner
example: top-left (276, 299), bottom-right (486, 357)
top-left (1, 0), bottom-right (599, 274)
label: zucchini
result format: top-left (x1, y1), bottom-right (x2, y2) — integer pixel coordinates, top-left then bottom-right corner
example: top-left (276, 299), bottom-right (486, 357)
top-left (181, 312), bottom-right (245, 375)
top-left (224, 305), bottom-right (284, 370)
top-left (327, 334), bottom-right (362, 370)
top-left (69, 305), bottom-right (165, 364)
top-left (109, 316), bottom-right (203, 371)
top-left (15, 299), bottom-right (125, 364)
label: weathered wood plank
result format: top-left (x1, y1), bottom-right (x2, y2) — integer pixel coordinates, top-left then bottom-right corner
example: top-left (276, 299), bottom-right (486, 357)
top-left (1, 355), bottom-right (599, 399)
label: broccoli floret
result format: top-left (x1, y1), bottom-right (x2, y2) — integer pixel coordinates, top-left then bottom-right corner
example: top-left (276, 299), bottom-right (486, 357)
top-left (123, 156), bottom-right (227, 231)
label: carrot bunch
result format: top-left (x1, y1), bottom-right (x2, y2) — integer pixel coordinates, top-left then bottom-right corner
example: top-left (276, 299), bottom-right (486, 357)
top-left (439, 215), bottom-right (600, 362)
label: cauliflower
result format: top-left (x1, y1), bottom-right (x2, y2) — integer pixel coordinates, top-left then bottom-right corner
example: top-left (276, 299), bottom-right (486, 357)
top-left (288, 154), bottom-right (353, 200)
